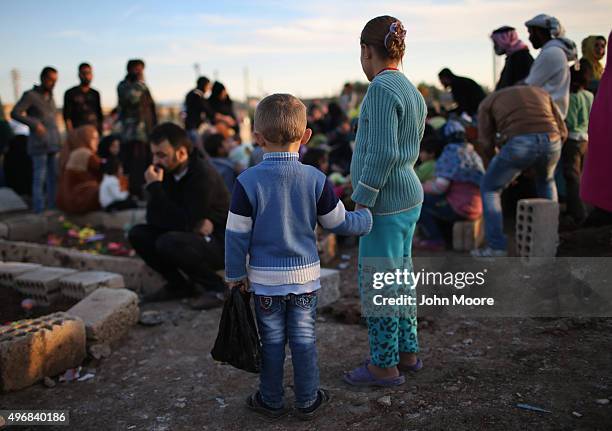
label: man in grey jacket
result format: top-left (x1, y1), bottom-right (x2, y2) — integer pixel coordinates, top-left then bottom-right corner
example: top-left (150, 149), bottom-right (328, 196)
top-left (11, 66), bottom-right (61, 213)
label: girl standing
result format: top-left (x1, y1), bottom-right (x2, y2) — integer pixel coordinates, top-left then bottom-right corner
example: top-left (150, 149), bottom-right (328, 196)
top-left (344, 16), bottom-right (427, 387)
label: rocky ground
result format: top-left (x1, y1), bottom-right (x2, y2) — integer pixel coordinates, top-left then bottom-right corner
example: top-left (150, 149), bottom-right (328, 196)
top-left (3, 235), bottom-right (612, 430)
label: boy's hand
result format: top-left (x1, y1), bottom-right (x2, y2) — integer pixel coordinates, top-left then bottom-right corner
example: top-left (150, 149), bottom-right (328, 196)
top-left (355, 203), bottom-right (369, 211)
top-left (228, 279), bottom-right (249, 294)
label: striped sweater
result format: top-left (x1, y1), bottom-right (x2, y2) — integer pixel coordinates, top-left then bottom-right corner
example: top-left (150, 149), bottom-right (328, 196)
top-left (225, 152), bottom-right (372, 294)
top-left (350, 70), bottom-right (427, 215)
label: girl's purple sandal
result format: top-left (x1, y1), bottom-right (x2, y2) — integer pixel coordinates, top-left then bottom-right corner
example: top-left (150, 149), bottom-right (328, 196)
top-left (343, 360), bottom-right (406, 387)
top-left (398, 357), bottom-right (423, 373)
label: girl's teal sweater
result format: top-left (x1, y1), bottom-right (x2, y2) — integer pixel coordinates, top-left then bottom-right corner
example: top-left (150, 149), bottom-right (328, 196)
top-left (350, 70), bottom-right (427, 215)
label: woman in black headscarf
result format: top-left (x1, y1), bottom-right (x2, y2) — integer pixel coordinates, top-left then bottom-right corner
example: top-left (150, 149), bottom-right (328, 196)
top-left (208, 81), bottom-right (239, 137)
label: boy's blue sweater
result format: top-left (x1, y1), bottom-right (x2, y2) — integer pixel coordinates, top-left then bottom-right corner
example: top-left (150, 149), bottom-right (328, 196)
top-left (225, 152), bottom-right (372, 294)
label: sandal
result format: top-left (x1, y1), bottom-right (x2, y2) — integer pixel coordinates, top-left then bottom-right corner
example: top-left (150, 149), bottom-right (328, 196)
top-left (397, 357), bottom-right (423, 373)
top-left (295, 389), bottom-right (331, 421)
top-left (343, 360), bottom-right (405, 387)
top-left (245, 392), bottom-right (290, 420)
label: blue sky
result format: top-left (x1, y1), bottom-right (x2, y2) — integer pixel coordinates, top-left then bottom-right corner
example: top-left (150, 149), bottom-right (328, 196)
top-left (1, 0), bottom-right (610, 107)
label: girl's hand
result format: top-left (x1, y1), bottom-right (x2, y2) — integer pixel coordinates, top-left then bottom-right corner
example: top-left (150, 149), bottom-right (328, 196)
top-left (228, 279), bottom-right (249, 294)
top-left (355, 203), bottom-right (368, 211)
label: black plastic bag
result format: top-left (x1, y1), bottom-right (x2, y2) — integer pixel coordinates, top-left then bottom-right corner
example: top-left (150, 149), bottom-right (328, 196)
top-left (211, 287), bottom-right (261, 373)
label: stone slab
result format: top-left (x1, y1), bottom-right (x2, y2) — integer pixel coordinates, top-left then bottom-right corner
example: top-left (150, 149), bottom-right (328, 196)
top-left (14, 267), bottom-right (78, 306)
top-left (67, 287), bottom-right (139, 346)
top-left (0, 240), bottom-right (164, 293)
top-left (0, 312), bottom-right (86, 392)
top-left (3, 214), bottom-right (48, 242)
top-left (0, 187), bottom-right (28, 214)
top-left (59, 271), bottom-right (125, 300)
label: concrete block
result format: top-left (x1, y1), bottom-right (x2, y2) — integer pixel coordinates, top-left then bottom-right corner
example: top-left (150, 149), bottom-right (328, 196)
top-left (0, 187), bottom-right (28, 214)
top-left (0, 312), bottom-right (86, 392)
top-left (0, 262), bottom-right (42, 286)
top-left (3, 214), bottom-right (48, 242)
top-left (319, 268), bottom-right (341, 307)
top-left (67, 287), bottom-right (139, 346)
top-left (452, 218), bottom-right (485, 251)
top-left (516, 199), bottom-right (559, 258)
top-left (59, 271), bottom-right (125, 300)
top-left (14, 267), bottom-right (78, 306)
top-left (0, 240), bottom-right (164, 293)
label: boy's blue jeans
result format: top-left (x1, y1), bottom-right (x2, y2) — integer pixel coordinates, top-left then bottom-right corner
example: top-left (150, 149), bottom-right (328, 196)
top-left (253, 291), bottom-right (319, 409)
top-left (481, 133), bottom-right (561, 250)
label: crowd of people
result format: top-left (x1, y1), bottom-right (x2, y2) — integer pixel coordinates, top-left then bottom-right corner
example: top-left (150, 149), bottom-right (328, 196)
top-left (0, 10), bottom-right (609, 420)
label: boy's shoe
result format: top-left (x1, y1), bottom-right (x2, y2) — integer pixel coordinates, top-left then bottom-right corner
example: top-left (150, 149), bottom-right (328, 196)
top-left (295, 389), bottom-right (331, 421)
top-left (470, 247), bottom-right (508, 258)
top-left (246, 392), bottom-right (290, 420)
top-left (343, 360), bottom-right (405, 387)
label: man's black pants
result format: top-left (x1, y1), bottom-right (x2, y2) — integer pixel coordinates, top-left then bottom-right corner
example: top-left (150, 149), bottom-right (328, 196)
top-left (129, 224), bottom-right (225, 292)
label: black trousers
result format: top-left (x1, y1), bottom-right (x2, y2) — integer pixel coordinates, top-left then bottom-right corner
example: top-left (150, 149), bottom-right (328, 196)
top-left (105, 198), bottom-right (139, 212)
top-left (128, 224), bottom-right (225, 292)
top-left (121, 140), bottom-right (151, 198)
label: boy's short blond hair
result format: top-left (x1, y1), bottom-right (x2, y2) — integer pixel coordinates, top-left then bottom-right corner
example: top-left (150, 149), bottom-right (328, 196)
top-left (254, 93), bottom-right (307, 146)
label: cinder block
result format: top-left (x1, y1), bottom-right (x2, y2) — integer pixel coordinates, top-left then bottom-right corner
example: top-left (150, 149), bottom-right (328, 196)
top-left (67, 287), bottom-right (139, 346)
top-left (14, 267), bottom-right (78, 306)
top-left (319, 268), bottom-right (341, 307)
top-left (516, 199), bottom-right (559, 258)
top-left (0, 262), bottom-right (42, 286)
top-left (452, 218), bottom-right (485, 251)
top-left (59, 271), bottom-right (125, 300)
top-left (317, 226), bottom-right (337, 265)
top-left (0, 312), bottom-right (86, 392)
top-left (3, 214), bottom-right (48, 242)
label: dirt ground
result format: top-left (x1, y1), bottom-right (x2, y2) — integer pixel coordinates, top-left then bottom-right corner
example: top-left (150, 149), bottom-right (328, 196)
top-left (2, 237), bottom-right (612, 431)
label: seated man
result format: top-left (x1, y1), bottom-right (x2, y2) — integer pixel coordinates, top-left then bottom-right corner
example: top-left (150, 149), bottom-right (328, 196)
top-left (129, 122), bottom-right (230, 306)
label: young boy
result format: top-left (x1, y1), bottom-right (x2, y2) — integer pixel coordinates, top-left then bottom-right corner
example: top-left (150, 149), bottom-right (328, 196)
top-left (416, 137), bottom-right (444, 183)
top-left (99, 158), bottom-right (137, 211)
top-left (562, 65), bottom-right (594, 225)
top-left (225, 94), bottom-right (372, 420)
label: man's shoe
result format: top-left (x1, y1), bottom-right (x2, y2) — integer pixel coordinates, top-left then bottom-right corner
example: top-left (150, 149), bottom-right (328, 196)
top-left (189, 291), bottom-right (225, 310)
top-left (140, 285), bottom-right (195, 304)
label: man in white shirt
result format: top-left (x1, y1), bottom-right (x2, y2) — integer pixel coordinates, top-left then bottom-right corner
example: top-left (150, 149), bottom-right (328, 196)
top-left (524, 14), bottom-right (577, 118)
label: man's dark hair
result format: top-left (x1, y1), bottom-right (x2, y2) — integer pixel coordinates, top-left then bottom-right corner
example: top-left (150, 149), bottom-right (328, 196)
top-left (126, 59), bottom-right (145, 72)
top-left (150, 122), bottom-right (193, 154)
top-left (78, 62), bottom-right (91, 72)
top-left (103, 158), bottom-right (122, 176)
top-left (438, 68), bottom-right (454, 78)
top-left (203, 133), bottom-right (225, 157)
top-left (40, 66), bottom-right (58, 81)
top-left (197, 76), bottom-right (210, 90)
top-left (302, 148), bottom-right (328, 169)
top-left (570, 64), bottom-right (588, 92)
top-left (492, 26), bottom-right (515, 35)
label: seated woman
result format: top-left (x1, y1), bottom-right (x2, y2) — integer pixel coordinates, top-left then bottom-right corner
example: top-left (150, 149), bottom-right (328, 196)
top-left (208, 81), bottom-right (239, 138)
top-left (56, 125), bottom-right (102, 214)
top-left (415, 120), bottom-right (485, 251)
